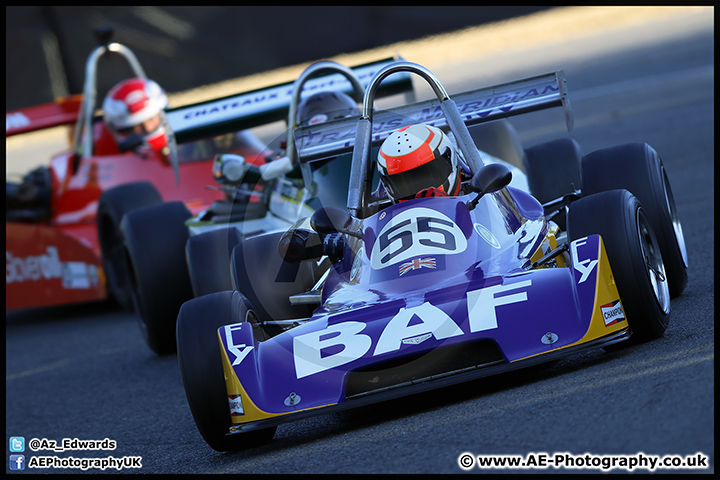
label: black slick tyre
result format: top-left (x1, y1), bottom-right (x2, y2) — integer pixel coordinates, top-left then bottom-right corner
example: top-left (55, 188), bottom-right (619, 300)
top-left (121, 201), bottom-right (193, 354)
top-left (568, 189), bottom-right (670, 342)
top-left (176, 291), bottom-right (276, 451)
top-left (523, 138), bottom-right (582, 230)
top-left (97, 182), bottom-right (163, 309)
top-left (186, 227), bottom-right (242, 297)
top-left (230, 231), bottom-right (317, 323)
top-left (581, 143), bottom-right (687, 297)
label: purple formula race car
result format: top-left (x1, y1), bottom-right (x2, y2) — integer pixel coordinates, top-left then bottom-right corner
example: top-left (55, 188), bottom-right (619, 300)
top-left (176, 62), bottom-right (688, 451)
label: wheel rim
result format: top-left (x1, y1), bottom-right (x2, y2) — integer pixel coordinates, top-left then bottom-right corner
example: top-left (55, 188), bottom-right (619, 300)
top-left (637, 209), bottom-right (670, 314)
top-left (663, 167), bottom-right (689, 268)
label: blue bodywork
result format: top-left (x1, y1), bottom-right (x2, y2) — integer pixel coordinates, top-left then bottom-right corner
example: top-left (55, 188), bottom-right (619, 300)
top-left (219, 187), bottom-right (616, 421)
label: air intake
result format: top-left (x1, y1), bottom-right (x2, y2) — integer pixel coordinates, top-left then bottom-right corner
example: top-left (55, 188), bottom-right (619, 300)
top-left (346, 339), bottom-right (504, 399)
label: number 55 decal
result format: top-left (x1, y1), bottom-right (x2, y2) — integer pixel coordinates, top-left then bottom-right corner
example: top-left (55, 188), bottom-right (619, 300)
top-left (370, 207), bottom-right (467, 269)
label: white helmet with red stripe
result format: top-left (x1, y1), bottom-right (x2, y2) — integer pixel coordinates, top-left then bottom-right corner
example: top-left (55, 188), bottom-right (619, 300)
top-left (102, 78), bottom-right (169, 154)
top-left (377, 124), bottom-right (460, 203)
top-left (296, 91), bottom-right (358, 126)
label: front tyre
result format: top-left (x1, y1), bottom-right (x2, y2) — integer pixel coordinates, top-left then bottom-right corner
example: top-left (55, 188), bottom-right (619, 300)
top-left (231, 231), bottom-right (316, 323)
top-left (568, 189), bottom-right (670, 342)
top-left (122, 201), bottom-right (193, 354)
top-left (581, 143), bottom-right (687, 297)
top-left (523, 137), bottom-right (583, 230)
top-left (176, 291), bottom-right (276, 452)
top-left (97, 182), bottom-right (163, 309)
top-left (186, 227), bottom-right (242, 298)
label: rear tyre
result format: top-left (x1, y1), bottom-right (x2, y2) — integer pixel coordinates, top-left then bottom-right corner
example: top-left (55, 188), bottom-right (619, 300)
top-left (177, 291), bottom-right (277, 451)
top-left (468, 119), bottom-right (526, 171)
top-left (581, 143), bottom-right (687, 297)
top-left (97, 182), bottom-right (163, 310)
top-left (231, 231), bottom-right (317, 323)
top-left (568, 190), bottom-right (670, 342)
top-left (523, 138), bottom-right (582, 230)
top-left (187, 227), bottom-right (242, 297)
top-left (122, 201), bottom-right (193, 354)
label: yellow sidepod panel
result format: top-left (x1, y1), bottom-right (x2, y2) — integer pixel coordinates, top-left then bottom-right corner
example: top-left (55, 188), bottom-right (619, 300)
top-left (567, 235), bottom-right (629, 347)
top-left (218, 333), bottom-right (283, 425)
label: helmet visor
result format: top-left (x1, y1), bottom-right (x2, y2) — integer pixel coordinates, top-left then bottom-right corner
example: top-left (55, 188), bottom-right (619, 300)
top-left (382, 148), bottom-right (453, 201)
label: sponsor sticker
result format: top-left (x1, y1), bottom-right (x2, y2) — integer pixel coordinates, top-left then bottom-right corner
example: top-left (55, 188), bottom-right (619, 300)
top-left (6, 247), bottom-right (63, 284)
top-left (6, 247), bottom-right (97, 290)
top-left (571, 237), bottom-right (599, 284)
top-left (601, 300), bottom-right (625, 326)
top-left (62, 262), bottom-right (91, 289)
top-left (402, 333), bottom-right (432, 345)
top-left (474, 223), bottom-right (501, 249)
top-left (228, 395), bottom-right (244, 416)
top-left (224, 323), bottom-right (254, 366)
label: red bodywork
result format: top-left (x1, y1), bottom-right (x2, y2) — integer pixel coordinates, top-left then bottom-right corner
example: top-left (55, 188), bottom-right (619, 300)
top-left (6, 98), bottom-right (265, 310)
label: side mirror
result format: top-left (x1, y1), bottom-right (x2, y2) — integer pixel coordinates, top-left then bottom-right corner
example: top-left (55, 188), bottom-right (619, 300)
top-left (278, 227), bottom-right (322, 263)
top-left (212, 154), bottom-right (247, 185)
top-left (467, 163), bottom-right (512, 210)
top-left (310, 207), bottom-right (352, 235)
top-left (471, 163), bottom-right (512, 194)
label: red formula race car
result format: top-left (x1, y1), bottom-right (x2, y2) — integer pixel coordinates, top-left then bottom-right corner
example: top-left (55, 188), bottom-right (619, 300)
top-left (5, 33), bottom-right (273, 310)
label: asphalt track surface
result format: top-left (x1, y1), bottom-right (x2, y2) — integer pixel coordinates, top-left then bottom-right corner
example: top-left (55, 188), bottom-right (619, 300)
top-left (5, 7), bottom-right (714, 474)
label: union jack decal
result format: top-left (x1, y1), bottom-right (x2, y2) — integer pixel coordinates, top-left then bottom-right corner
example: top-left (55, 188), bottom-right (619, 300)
top-left (399, 257), bottom-right (436, 276)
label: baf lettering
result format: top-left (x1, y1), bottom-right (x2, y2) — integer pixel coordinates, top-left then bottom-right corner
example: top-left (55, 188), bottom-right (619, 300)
top-left (292, 281), bottom-right (532, 378)
top-left (467, 280), bottom-right (532, 332)
top-left (294, 321), bottom-right (372, 379)
top-left (374, 302), bottom-right (464, 356)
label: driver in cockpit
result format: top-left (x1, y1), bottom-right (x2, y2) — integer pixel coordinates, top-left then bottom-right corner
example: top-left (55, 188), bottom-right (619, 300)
top-left (102, 78), bottom-right (170, 157)
top-left (376, 124), bottom-right (471, 204)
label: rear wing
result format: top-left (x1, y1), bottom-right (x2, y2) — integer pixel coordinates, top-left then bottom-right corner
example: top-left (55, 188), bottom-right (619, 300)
top-left (6, 56), bottom-right (413, 142)
top-left (6, 95), bottom-right (83, 137)
top-left (294, 71), bottom-right (572, 165)
top-left (167, 56), bottom-right (414, 144)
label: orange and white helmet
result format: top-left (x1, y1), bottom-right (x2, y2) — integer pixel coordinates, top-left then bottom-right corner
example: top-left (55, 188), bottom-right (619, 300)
top-left (377, 124), bottom-right (460, 203)
top-left (102, 78), bottom-right (169, 153)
